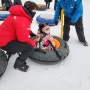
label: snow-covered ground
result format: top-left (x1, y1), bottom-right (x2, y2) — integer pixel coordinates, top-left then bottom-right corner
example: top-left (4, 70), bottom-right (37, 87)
top-left (0, 0), bottom-right (90, 90)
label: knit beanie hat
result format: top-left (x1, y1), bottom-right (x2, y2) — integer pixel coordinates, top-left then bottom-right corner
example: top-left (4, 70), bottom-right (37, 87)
top-left (24, 1), bottom-right (38, 11)
top-left (39, 22), bottom-right (48, 31)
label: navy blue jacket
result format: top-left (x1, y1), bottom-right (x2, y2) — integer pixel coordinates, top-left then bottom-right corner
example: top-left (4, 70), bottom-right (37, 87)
top-left (54, 0), bottom-right (83, 23)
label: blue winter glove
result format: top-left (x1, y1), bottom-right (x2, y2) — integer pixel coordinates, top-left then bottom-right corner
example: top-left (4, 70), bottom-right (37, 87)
top-left (70, 22), bottom-right (75, 26)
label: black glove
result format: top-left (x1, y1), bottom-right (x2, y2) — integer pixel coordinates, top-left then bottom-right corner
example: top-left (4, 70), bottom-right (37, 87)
top-left (70, 22), bottom-right (75, 26)
top-left (55, 21), bottom-right (58, 25)
top-left (30, 32), bottom-right (36, 37)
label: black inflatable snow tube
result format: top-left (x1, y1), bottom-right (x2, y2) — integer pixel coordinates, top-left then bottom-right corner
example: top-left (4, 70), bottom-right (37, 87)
top-left (37, 4), bottom-right (47, 11)
top-left (0, 49), bottom-right (8, 77)
top-left (29, 36), bottom-right (70, 62)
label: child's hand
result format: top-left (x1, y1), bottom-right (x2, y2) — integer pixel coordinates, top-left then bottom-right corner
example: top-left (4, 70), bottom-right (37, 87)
top-left (43, 35), bottom-right (51, 41)
top-left (36, 35), bottom-right (40, 41)
top-left (36, 30), bottom-right (41, 41)
top-left (47, 35), bottom-right (53, 42)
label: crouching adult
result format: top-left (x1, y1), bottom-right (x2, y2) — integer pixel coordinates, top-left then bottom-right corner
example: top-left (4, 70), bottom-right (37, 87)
top-left (0, 1), bottom-right (38, 72)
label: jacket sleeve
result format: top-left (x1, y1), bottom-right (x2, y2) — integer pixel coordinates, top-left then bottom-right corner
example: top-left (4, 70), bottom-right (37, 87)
top-left (14, 17), bottom-right (36, 47)
top-left (71, 0), bottom-right (83, 23)
top-left (54, 1), bottom-right (61, 21)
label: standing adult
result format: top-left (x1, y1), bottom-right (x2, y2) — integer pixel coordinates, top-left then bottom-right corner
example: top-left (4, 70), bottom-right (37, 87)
top-left (1, 0), bottom-right (5, 6)
top-left (54, 0), bottom-right (88, 46)
top-left (44, 0), bottom-right (52, 9)
top-left (1, 0), bottom-right (12, 10)
top-left (0, 1), bottom-right (38, 72)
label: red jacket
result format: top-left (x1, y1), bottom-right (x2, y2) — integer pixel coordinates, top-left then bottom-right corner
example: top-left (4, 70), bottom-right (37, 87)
top-left (0, 5), bottom-right (35, 47)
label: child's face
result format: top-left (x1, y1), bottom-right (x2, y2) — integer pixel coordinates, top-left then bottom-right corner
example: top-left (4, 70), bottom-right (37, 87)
top-left (42, 25), bottom-right (50, 34)
top-left (31, 9), bottom-right (37, 13)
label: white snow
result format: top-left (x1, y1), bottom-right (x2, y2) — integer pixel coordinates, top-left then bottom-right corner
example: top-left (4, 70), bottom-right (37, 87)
top-left (0, 0), bottom-right (90, 90)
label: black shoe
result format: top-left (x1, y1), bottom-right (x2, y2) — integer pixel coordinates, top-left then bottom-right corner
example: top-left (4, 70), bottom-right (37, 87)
top-left (14, 58), bottom-right (29, 72)
top-left (24, 62), bottom-right (29, 68)
top-left (48, 6), bottom-right (50, 9)
top-left (14, 62), bottom-right (29, 72)
top-left (80, 41), bottom-right (88, 46)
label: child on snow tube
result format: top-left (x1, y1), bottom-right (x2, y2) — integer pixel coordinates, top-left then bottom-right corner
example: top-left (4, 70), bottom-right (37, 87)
top-left (35, 22), bottom-right (55, 50)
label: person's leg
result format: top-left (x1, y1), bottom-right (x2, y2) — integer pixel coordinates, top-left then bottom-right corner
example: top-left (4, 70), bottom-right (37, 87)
top-left (6, 7), bottom-right (10, 10)
top-left (46, 2), bottom-right (48, 7)
top-left (1, 0), bottom-right (5, 6)
top-left (48, 2), bottom-right (50, 9)
top-left (4, 0), bottom-right (12, 10)
top-left (14, 0), bottom-right (22, 5)
top-left (63, 16), bottom-right (71, 41)
top-left (14, 51), bottom-right (30, 72)
top-left (1, 40), bottom-right (34, 53)
top-left (1, 40), bottom-right (34, 71)
top-left (75, 17), bottom-right (88, 46)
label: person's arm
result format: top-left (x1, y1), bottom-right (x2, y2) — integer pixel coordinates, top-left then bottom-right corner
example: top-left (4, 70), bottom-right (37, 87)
top-left (36, 30), bottom-right (41, 42)
top-left (15, 18), bottom-right (36, 47)
top-left (71, 0), bottom-right (83, 23)
top-left (54, 0), bottom-right (61, 22)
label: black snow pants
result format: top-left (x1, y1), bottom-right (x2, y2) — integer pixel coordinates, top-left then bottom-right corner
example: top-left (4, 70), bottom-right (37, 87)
top-left (1, 40), bottom-right (34, 62)
top-left (63, 16), bottom-right (86, 42)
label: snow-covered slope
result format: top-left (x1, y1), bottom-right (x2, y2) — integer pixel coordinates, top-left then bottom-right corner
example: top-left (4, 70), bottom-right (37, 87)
top-left (0, 0), bottom-right (90, 90)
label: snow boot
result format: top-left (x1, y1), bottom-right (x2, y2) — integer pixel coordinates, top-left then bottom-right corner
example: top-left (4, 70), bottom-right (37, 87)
top-left (80, 41), bottom-right (88, 46)
top-left (14, 57), bottom-right (29, 72)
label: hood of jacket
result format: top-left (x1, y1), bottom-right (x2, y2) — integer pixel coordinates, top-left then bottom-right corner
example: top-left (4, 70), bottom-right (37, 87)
top-left (9, 5), bottom-right (32, 21)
